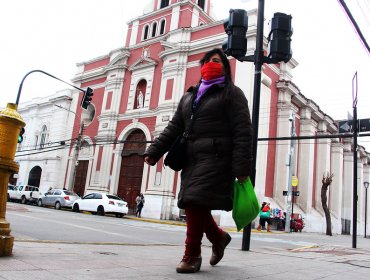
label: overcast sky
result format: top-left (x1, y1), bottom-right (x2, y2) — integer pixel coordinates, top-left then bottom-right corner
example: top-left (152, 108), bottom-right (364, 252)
top-left (1, 0), bottom-right (369, 146)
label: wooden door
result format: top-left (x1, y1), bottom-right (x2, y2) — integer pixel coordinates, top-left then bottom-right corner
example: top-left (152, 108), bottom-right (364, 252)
top-left (117, 130), bottom-right (146, 214)
top-left (73, 160), bottom-right (89, 197)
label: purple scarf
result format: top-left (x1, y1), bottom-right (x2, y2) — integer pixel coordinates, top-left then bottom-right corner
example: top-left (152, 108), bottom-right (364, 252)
top-left (194, 76), bottom-right (225, 104)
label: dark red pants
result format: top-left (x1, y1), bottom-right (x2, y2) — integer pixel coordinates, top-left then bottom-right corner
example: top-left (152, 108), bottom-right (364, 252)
top-left (184, 206), bottom-right (224, 256)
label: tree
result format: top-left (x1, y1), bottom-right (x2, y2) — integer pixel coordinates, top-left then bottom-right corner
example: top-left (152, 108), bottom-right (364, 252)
top-left (321, 172), bottom-right (334, 236)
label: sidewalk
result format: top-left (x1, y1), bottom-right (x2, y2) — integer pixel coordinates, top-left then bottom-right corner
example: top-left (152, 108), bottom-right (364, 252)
top-left (1, 214), bottom-right (370, 279)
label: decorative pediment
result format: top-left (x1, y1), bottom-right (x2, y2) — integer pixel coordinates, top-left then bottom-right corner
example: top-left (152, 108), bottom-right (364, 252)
top-left (160, 40), bottom-right (178, 51)
top-left (108, 49), bottom-right (130, 67)
top-left (129, 48), bottom-right (158, 71)
top-left (159, 40), bottom-right (182, 59)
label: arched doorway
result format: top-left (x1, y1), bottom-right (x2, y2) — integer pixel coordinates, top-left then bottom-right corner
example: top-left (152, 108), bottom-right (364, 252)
top-left (73, 141), bottom-right (90, 197)
top-left (117, 130), bottom-right (146, 214)
top-left (28, 166), bottom-right (42, 187)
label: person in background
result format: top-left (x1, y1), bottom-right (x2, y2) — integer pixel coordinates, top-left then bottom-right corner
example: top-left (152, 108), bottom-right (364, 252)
top-left (257, 202), bottom-right (271, 232)
top-left (135, 193), bottom-right (145, 218)
top-left (144, 48), bottom-right (253, 273)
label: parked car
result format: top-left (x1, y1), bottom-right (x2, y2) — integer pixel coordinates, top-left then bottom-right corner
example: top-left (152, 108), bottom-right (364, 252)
top-left (7, 184), bottom-right (16, 201)
top-left (72, 193), bottom-right (128, 218)
top-left (38, 189), bottom-right (80, 210)
top-left (8, 185), bottom-right (41, 204)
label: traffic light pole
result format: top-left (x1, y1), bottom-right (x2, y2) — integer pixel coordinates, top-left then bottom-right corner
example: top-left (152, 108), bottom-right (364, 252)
top-left (242, 0), bottom-right (265, 251)
top-left (285, 111), bottom-right (296, 232)
top-left (16, 70), bottom-right (86, 105)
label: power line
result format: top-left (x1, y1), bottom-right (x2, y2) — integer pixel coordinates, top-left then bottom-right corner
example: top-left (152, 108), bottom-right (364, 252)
top-left (338, 0), bottom-right (370, 54)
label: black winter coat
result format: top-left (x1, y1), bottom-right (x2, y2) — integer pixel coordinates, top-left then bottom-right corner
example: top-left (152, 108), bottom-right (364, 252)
top-left (144, 83), bottom-right (253, 211)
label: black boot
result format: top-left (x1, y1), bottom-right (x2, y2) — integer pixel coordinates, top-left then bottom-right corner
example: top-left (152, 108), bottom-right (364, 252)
top-left (210, 231), bottom-right (231, 266)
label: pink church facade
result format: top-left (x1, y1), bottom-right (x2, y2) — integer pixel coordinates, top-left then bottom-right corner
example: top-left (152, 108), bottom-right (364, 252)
top-left (64, 0), bottom-right (370, 234)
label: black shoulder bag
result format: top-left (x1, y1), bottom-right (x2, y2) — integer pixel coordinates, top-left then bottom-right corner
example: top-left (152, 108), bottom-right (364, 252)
top-left (164, 114), bottom-right (196, 172)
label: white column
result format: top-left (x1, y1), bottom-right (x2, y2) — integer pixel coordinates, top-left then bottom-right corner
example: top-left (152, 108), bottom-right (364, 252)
top-left (273, 103), bottom-right (293, 207)
top-left (330, 140), bottom-right (344, 234)
top-left (342, 138), bottom-right (353, 234)
top-left (315, 124), bottom-right (331, 211)
top-left (297, 117), bottom-right (316, 213)
top-left (255, 75), bottom-right (272, 198)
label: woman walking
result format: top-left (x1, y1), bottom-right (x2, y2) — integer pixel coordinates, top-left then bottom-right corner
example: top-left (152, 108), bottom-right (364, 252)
top-left (144, 48), bottom-right (253, 273)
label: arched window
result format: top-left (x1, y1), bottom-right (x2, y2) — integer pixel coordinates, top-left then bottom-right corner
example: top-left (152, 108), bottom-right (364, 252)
top-left (143, 24), bottom-right (149, 40)
top-left (134, 80), bottom-right (147, 109)
top-left (160, 0), bottom-right (169, 9)
top-left (198, 0), bottom-right (205, 10)
top-left (40, 125), bottom-right (48, 149)
top-left (159, 19), bottom-right (166, 35)
top-left (151, 22), bottom-right (158, 37)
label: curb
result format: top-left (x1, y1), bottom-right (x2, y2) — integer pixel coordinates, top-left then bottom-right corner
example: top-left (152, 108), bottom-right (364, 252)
top-left (123, 216), bottom-right (286, 234)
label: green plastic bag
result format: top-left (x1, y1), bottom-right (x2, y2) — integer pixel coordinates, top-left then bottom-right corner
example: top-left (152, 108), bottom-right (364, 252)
top-left (232, 177), bottom-right (260, 231)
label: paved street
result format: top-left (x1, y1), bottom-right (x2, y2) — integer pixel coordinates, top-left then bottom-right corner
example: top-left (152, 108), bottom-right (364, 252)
top-left (2, 203), bottom-right (370, 279)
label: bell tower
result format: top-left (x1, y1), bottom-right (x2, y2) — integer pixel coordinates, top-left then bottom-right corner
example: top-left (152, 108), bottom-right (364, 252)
top-left (125, 0), bottom-right (214, 47)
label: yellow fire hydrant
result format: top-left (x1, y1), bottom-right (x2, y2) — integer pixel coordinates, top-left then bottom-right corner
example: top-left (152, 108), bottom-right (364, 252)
top-left (0, 103), bottom-right (25, 257)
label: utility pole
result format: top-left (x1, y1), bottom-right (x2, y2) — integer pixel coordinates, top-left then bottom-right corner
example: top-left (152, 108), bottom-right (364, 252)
top-left (352, 72), bottom-right (358, 248)
top-left (241, 0), bottom-right (265, 251)
top-left (54, 104), bottom-right (84, 191)
top-left (285, 111), bottom-right (296, 232)
top-left (69, 121), bottom-right (84, 191)
top-left (223, 0), bottom-right (292, 250)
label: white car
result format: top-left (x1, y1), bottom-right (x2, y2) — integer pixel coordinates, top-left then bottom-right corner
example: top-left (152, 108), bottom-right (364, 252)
top-left (72, 193), bottom-right (128, 218)
top-left (8, 185), bottom-right (41, 204)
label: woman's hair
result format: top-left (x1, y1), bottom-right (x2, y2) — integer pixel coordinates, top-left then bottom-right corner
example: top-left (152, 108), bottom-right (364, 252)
top-left (261, 202), bottom-right (267, 210)
top-left (199, 48), bottom-right (235, 100)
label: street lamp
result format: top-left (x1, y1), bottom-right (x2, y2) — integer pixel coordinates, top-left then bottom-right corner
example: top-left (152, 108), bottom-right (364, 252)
top-left (364, 181), bottom-right (369, 238)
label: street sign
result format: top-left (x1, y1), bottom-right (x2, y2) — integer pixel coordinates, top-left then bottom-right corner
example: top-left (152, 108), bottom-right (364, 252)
top-left (359, 118), bottom-right (370, 132)
top-left (338, 120), bottom-right (353, 133)
top-left (283, 191), bottom-right (299, 196)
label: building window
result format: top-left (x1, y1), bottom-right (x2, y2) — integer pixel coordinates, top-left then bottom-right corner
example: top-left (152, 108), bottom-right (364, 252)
top-left (134, 79), bottom-right (147, 109)
top-left (151, 22), bottom-right (158, 37)
top-left (143, 24), bottom-right (149, 40)
top-left (159, 19), bottom-right (166, 35)
top-left (40, 125), bottom-right (48, 149)
top-left (197, 0), bottom-right (205, 10)
top-left (160, 0), bottom-right (169, 9)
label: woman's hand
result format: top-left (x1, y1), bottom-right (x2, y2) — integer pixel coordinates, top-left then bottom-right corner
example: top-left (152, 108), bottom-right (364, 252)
top-left (237, 176), bottom-right (247, 183)
top-left (144, 156), bottom-right (156, 166)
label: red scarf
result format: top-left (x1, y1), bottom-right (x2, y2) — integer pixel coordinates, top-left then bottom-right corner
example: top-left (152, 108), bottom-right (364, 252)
top-left (201, 62), bottom-right (223, 80)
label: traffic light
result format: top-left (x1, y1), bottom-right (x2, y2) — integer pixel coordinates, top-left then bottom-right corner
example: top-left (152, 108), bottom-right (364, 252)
top-left (18, 127), bottom-right (25, 143)
top-left (267, 12), bottom-right (293, 63)
top-left (222, 9), bottom-right (248, 60)
top-left (80, 87), bottom-right (94, 110)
